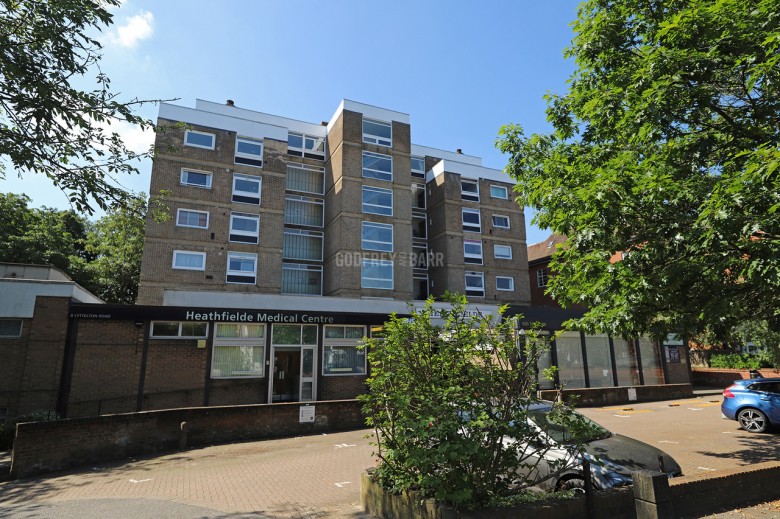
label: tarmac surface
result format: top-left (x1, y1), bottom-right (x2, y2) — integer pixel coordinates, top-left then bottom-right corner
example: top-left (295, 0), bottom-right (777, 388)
top-left (0, 392), bottom-right (778, 518)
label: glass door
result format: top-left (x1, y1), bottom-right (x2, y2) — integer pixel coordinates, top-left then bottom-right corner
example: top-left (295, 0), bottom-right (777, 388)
top-left (300, 346), bottom-right (315, 401)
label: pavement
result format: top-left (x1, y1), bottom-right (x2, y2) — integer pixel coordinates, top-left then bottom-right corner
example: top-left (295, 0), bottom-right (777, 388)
top-left (0, 391), bottom-right (778, 518)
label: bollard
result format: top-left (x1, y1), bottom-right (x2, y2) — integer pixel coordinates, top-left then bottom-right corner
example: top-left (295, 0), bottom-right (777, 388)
top-left (179, 421), bottom-right (189, 450)
top-left (632, 471), bottom-right (675, 519)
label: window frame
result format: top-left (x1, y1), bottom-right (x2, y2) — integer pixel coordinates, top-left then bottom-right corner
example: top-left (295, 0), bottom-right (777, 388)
top-left (362, 221), bottom-right (394, 252)
top-left (284, 195), bottom-right (325, 228)
top-left (180, 168), bottom-right (213, 189)
top-left (362, 185), bottom-right (394, 216)
top-left (496, 276), bottom-right (515, 291)
top-left (229, 212), bottom-right (260, 244)
top-left (176, 208), bottom-right (209, 229)
top-left (362, 151), bottom-right (393, 182)
top-left (285, 163), bottom-right (325, 195)
top-left (462, 208), bottom-right (482, 233)
top-left (287, 131), bottom-right (325, 160)
top-left (463, 239), bottom-right (484, 265)
top-left (412, 183), bottom-right (426, 210)
top-left (461, 178), bottom-right (480, 202)
top-left (361, 258), bottom-right (394, 290)
top-left (0, 319), bottom-right (23, 339)
top-left (411, 155), bottom-right (426, 177)
top-left (211, 323), bottom-right (266, 379)
top-left (494, 244), bottom-right (513, 260)
top-left (281, 263), bottom-right (323, 296)
top-left (172, 250), bottom-right (206, 271)
top-left (232, 173), bottom-right (262, 205)
top-left (283, 228), bottom-right (324, 262)
top-left (465, 271), bottom-right (485, 297)
top-left (412, 214), bottom-right (427, 240)
top-left (490, 185), bottom-right (509, 199)
top-left (150, 321), bottom-right (209, 339)
top-left (226, 251), bottom-right (258, 284)
top-left (184, 129), bottom-right (215, 150)
top-left (234, 136), bottom-right (264, 168)
top-left (537, 268), bottom-right (550, 288)
top-left (323, 325), bottom-right (367, 376)
top-left (362, 118), bottom-right (392, 147)
top-left (492, 214), bottom-right (511, 229)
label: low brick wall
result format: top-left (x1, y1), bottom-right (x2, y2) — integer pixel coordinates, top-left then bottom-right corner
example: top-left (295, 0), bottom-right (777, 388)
top-left (538, 383), bottom-right (693, 407)
top-left (11, 399), bottom-right (363, 479)
top-left (691, 368), bottom-right (780, 388)
top-left (670, 461), bottom-right (780, 517)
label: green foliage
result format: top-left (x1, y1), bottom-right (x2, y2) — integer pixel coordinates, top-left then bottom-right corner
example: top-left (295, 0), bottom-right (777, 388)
top-left (0, 0), bottom-right (173, 214)
top-left (0, 191), bottom-right (147, 303)
top-left (498, 0), bottom-right (780, 340)
top-left (360, 295), bottom-right (587, 509)
top-left (709, 353), bottom-right (770, 370)
top-left (0, 410), bottom-right (59, 451)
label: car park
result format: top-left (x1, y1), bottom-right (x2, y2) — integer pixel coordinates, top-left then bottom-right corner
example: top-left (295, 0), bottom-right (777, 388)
top-left (721, 378), bottom-right (780, 433)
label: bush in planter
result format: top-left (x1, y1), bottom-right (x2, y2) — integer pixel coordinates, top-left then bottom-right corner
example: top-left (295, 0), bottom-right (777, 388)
top-left (0, 410), bottom-right (59, 451)
top-left (709, 353), bottom-right (771, 370)
top-left (359, 295), bottom-right (591, 509)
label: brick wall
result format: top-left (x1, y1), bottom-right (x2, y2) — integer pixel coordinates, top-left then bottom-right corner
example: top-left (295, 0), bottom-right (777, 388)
top-left (539, 383), bottom-right (693, 407)
top-left (691, 368), bottom-right (780, 388)
top-left (320, 374), bottom-right (368, 401)
top-left (11, 399), bottom-right (364, 478)
top-left (0, 317), bottom-right (32, 418)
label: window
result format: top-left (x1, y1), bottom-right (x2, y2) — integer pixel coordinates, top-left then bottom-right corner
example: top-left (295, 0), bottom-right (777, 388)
top-left (362, 259), bottom-right (393, 289)
top-left (283, 229), bottom-right (323, 261)
top-left (363, 118), bottom-right (392, 146)
top-left (150, 321), bottom-right (208, 339)
top-left (463, 239), bottom-right (483, 265)
top-left (412, 184), bottom-right (426, 210)
top-left (412, 244), bottom-right (428, 269)
top-left (324, 325), bottom-right (367, 375)
top-left (234, 136), bottom-right (263, 167)
top-left (184, 129), bottom-right (215, 150)
top-left (412, 215), bottom-right (427, 240)
top-left (362, 151), bottom-right (393, 181)
top-left (462, 209), bottom-right (481, 233)
top-left (0, 319), bottom-right (23, 338)
top-left (180, 168), bottom-right (212, 189)
top-left (288, 131), bottom-right (325, 160)
top-left (362, 222), bottom-right (394, 252)
top-left (229, 212), bottom-right (260, 244)
top-left (282, 263), bottom-right (322, 295)
top-left (413, 275), bottom-right (429, 300)
top-left (176, 209), bottom-right (209, 229)
top-left (461, 178), bottom-right (479, 202)
top-left (490, 185), bottom-right (509, 199)
top-left (284, 196), bottom-right (324, 227)
top-left (411, 156), bottom-right (425, 177)
top-left (496, 276), bottom-right (514, 291)
top-left (494, 244), bottom-right (513, 259)
top-left (465, 272), bottom-right (485, 297)
top-left (226, 252), bottom-right (257, 284)
top-left (272, 324), bottom-right (318, 346)
top-left (172, 250), bottom-right (206, 271)
top-left (232, 174), bottom-right (262, 205)
top-left (211, 323), bottom-right (265, 378)
top-left (362, 186), bottom-right (393, 216)
top-left (537, 268), bottom-right (550, 288)
top-left (585, 334), bottom-right (613, 388)
top-left (492, 215), bottom-right (510, 229)
top-left (286, 164), bottom-right (324, 194)
top-left (555, 332), bottom-right (586, 389)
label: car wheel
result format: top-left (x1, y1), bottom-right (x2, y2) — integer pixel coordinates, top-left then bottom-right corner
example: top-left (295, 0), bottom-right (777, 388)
top-left (737, 408), bottom-right (769, 433)
top-left (557, 477), bottom-right (586, 494)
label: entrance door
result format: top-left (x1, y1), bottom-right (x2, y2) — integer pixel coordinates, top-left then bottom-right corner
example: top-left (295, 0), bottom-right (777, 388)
top-left (300, 346), bottom-right (315, 401)
top-left (272, 349), bottom-right (301, 402)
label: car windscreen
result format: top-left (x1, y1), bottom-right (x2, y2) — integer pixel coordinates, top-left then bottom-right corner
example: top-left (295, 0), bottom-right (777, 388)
top-left (527, 407), bottom-right (611, 444)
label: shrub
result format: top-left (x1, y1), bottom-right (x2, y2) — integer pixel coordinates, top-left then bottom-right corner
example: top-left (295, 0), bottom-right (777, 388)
top-left (0, 410), bottom-right (59, 451)
top-left (709, 353), bottom-right (771, 370)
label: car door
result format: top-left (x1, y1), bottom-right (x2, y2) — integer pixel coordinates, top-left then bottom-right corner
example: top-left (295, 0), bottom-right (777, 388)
top-left (761, 382), bottom-right (780, 425)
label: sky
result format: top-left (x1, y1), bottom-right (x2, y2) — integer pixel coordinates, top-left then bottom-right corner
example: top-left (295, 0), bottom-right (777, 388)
top-left (1, 0), bottom-right (581, 245)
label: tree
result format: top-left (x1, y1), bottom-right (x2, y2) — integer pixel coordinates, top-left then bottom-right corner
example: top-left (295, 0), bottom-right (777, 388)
top-left (0, 0), bottom-right (171, 214)
top-left (498, 0), bottom-right (780, 340)
top-left (360, 296), bottom-right (589, 508)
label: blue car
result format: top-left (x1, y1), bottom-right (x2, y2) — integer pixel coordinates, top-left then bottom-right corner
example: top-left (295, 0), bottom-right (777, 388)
top-left (721, 378), bottom-right (780, 433)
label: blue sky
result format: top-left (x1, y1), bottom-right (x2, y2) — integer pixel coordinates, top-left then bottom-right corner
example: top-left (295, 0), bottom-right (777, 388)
top-left (1, 0), bottom-right (581, 245)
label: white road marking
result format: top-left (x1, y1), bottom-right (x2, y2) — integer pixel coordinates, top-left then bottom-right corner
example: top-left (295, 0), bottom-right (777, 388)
top-left (658, 440), bottom-right (679, 444)
top-left (335, 443), bottom-right (357, 449)
top-left (697, 467), bottom-right (716, 472)
top-left (335, 481), bottom-right (351, 488)
top-left (688, 408), bottom-right (702, 411)
top-left (614, 415), bottom-right (631, 418)
top-left (129, 478), bottom-right (153, 483)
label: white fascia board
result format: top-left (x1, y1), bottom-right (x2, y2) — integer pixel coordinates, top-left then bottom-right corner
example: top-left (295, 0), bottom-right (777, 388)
top-left (327, 99), bottom-right (411, 132)
top-left (162, 290), bottom-right (500, 321)
top-left (194, 99), bottom-right (325, 137)
top-left (428, 159), bottom-right (514, 184)
top-left (0, 280), bottom-right (102, 318)
top-left (411, 144), bottom-right (482, 166)
top-left (159, 103), bottom-right (289, 142)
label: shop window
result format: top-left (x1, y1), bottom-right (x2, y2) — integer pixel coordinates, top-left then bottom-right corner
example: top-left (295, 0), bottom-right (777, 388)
top-left (0, 319), bottom-right (23, 338)
top-left (226, 252), bottom-right (257, 284)
top-left (463, 239), bottom-right (483, 265)
top-left (362, 151), bottom-right (393, 181)
top-left (229, 212), bottom-right (260, 244)
top-left (211, 323), bottom-right (265, 378)
top-left (496, 276), bottom-right (514, 291)
top-left (180, 168), bottom-right (212, 189)
top-left (184, 129), bottom-right (215, 150)
top-left (363, 118), bottom-right (392, 147)
top-left (287, 131), bottom-right (325, 160)
top-left (232, 174), bottom-right (262, 205)
top-left (362, 259), bottom-right (393, 290)
top-left (555, 332), bottom-right (586, 389)
top-left (461, 178), bottom-right (479, 202)
top-left (585, 334), bottom-right (613, 388)
top-left (323, 325), bottom-right (367, 375)
top-left (176, 208), bottom-right (209, 229)
top-left (362, 186), bottom-right (393, 216)
top-left (362, 222), bottom-right (394, 252)
top-left (639, 336), bottom-right (664, 385)
top-left (271, 324), bottom-right (318, 346)
top-left (234, 136), bottom-right (263, 167)
top-left (494, 244), bottom-right (512, 260)
top-left (462, 209), bottom-right (481, 233)
top-left (286, 163), bottom-right (325, 194)
top-left (492, 215), bottom-right (510, 229)
top-left (490, 185), bottom-right (509, 199)
top-left (172, 250), bottom-right (206, 271)
top-left (281, 263), bottom-right (322, 295)
top-left (283, 229), bottom-right (323, 261)
top-left (613, 337), bottom-right (641, 386)
top-left (284, 196), bottom-right (324, 227)
top-left (464, 271), bottom-right (484, 297)
top-left (150, 321), bottom-right (208, 338)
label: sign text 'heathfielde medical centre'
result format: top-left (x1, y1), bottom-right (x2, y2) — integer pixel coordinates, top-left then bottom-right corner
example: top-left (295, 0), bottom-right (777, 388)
top-left (185, 311), bottom-right (335, 324)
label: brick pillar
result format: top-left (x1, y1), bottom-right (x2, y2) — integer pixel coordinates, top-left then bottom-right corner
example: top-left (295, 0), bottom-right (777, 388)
top-left (633, 471), bottom-right (676, 519)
